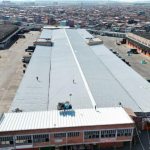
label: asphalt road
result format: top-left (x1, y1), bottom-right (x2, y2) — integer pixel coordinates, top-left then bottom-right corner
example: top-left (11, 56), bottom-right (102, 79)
top-left (0, 31), bottom-right (40, 116)
top-left (95, 35), bottom-right (150, 81)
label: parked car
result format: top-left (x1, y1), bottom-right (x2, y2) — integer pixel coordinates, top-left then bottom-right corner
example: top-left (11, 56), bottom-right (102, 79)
top-left (116, 42), bottom-right (121, 45)
top-left (127, 49), bottom-right (138, 54)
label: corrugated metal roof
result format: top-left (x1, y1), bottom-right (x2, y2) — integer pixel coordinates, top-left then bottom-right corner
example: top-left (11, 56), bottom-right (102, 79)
top-left (77, 29), bottom-right (93, 39)
top-left (0, 107), bottom-right (133, 132)
top-left (48, 29), bottom-right (93, 110)
top-left (91, 44), bottom-right (150, 112)
top-left (9, 45), bottom-right (51, 112)
top-left (8, 28), bottom-right (150, 114)
top-left (40, 29), bottom-right (52, 39)
top-left (65, 29), bottom-right (142, 112)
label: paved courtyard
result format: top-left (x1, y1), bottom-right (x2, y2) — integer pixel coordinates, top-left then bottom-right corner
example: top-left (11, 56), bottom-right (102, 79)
top-left (0, 31), bottom-right (40, 116)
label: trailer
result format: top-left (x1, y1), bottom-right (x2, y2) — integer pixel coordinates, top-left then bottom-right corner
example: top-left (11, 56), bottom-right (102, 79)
top-left (25, 46), bottom-right (35, 52)
top-left (22, 56), bottom-right (31, 63)
top-left (18, 34), bottom-right (26, 38)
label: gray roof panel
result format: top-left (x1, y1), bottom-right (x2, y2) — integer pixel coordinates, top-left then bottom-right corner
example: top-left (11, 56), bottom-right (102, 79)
top-left (40, 29), bottom-right (52, 39)
top-left (9, 45), bottom-right (51, 112)
top-left (9, 29), bottom-right (150, 113)
top-left (91, 43), bottom-right (150, 112)
top-left (65, 29), bottom-right (141, 112)
top-left (48, 29), bottom-right (92, 110)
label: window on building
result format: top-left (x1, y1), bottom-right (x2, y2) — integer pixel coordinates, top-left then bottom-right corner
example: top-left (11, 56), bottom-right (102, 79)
top-left (117, 129), bottom-right (132, 137)
top-left (33, 134), bottom-right (49, 143)
top-left (84, 131), bottom-right (99, 139)
top-left (15, 135), bottom-right (32, 144)
top-left (101, 130), bottom-right (116, 138)
top-left (54, 133), bottom-right (66, 138)
top-left (0, 136), bottom-right (13, 145)
top-left (68, 132), bottom-right (79, 137)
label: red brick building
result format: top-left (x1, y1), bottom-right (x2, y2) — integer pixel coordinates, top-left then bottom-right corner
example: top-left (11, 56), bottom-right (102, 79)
top-left (0, 108), bottom-right (134, 150)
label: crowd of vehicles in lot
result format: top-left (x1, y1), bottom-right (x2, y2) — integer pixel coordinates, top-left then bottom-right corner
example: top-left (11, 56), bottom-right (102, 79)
top-left (110, 48), bottom-right (140, 66)
top-left (109, 49), bottom-right (130, 66)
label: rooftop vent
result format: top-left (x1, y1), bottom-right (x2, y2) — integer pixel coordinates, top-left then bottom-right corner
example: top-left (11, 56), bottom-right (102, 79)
top-left (45, 38), bottom-right (51, 41)
top-left (12, 108), bottom-right (22, 113)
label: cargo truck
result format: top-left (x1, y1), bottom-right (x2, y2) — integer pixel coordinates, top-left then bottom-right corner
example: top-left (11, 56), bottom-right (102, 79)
top-left (25, 46), bottom-right (35, 52)
top-left (127, 49), bottom-right (138, 54)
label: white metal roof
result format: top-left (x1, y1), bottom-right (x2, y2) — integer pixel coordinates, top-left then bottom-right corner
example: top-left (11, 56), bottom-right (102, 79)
top-left (0, 107), bottom-right (133, 132)
top-left (40, 29), bottom-right (52, 39)
top-left (43, 26), bottom-right (71, 29)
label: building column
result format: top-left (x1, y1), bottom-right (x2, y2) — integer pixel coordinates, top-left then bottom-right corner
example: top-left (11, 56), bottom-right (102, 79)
top-left (130, 141), bottom-right (132, 150)
top-left (66, 132), bottom-right (68, 150)
top-left (99, 130), bottom-right (101, 150)
top-left (49, 133), bottom-right (51, 146)
top-left (31, 135), bottom-right (34, 149)
top-left (114, 142), bottom-right (116, 150)
top-left (13, 136), bottom-right (16, 150)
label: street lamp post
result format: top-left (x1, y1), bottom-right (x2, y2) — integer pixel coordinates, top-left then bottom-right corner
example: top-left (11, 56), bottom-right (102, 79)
top-left (69, 94), bottom-right (72, 103)
top-left (119, 102), bottom-right (123, 107)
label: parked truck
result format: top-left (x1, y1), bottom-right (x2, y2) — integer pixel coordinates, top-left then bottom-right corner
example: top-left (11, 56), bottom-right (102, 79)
top-left (127, 49), bottom-right (138, 54)
top-left (18, 34), bottom-right (25, 38)
top-left (25, 46), bottom-right (35, 52)
top-left (22, 56), bottom-right (31, 63)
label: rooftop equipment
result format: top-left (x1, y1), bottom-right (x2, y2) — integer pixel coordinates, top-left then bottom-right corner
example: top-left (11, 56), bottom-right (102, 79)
top-left (12, 108), bottom-right (22, 113)
top-left (57, 101), bottom-right (72, 110)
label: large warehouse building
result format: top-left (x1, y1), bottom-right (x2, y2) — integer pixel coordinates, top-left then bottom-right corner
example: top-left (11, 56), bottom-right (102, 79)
top-left (1, 28), bottom-right (150, 150)
top-left (0, 25), bottom-right (21, 49)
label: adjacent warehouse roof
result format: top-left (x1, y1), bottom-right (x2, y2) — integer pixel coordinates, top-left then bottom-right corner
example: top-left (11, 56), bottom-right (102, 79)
top-left (133, 31), bottom-right (150, 40)
top-left (40, 29), bottom-right (52, 39)
top-left (91, 44), bottom-right (150, 113)
top-left (9, 28), bottom-right (150, 115)
top-left (0, 25), bottom-right (19, 42)
top-left (0, 107), bottom-right (133, 132)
